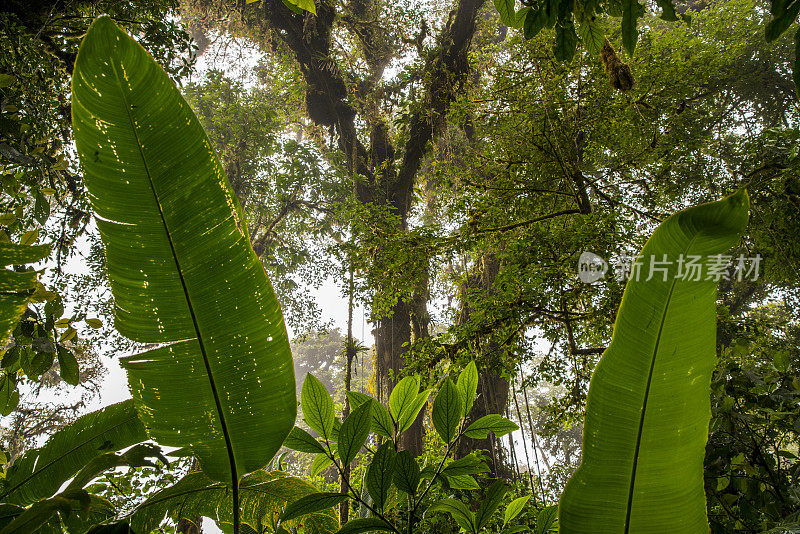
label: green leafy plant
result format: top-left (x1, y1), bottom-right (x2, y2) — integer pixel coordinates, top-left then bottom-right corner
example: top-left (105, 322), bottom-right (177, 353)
top-left (0, 240), bottom-right (50, 415)
top-left (494, 0), bottom-right (688, 62)
top-left (282, 362), bottom-right (527, 534)
top-left (6, 14), bottom-right (303, 534)
top-left (495, 0), bottom-right (800, 97)
top-left (559, 190), bottom-right (750, 532)
top-left (0, 400), bottom-right (163, 533)
top-left (0, 10), bottom-right (767, 534)
top-left (126, 469), bottom-right (339, 533)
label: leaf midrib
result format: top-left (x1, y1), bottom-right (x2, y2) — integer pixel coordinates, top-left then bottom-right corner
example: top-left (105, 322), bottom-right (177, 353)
top-left (134, 476), bottom-right (310, 510)
top-left (107, 59), bottom-right (238, 484)
top-left (623, 233), bottom-right (700, 532)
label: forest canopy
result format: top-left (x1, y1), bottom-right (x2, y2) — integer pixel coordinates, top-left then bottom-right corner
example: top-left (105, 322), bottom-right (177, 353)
top-left (0, 0), bottom-right (798, 533)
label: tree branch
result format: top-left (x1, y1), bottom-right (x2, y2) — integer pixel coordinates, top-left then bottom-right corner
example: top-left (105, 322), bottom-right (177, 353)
top-left (394, 0), bottom-right (488, 214)
top-left (471, 209), bottom-right (581, 235)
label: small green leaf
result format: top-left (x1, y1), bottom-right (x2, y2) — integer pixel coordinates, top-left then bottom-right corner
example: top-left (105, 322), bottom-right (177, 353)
top-left (284, 0), bottom-right (316, 14)
top-left (57, 346), bottom-right (80, 386)
top-left (773, 350), bottom-right (790, 372)
top-left (279, 492), bottom-right (348, 522)
top-left (393, 450), bottom-right (420, 495)
top-left (280, 0), bottom-right (305, 14)
top-left (397, 388), bottom-right (431, 434)
top-left (535, 505), bottom-right (558, 534)
top-left (476, 480), bottom-right (507, 530)
top-left (335, 517), bottom-right (394, 534)
top-left (578, 18), bottom-right (605, 56)
top-left (430, 499), bottom-right (476, 533)
top-left (494, 0), bottom-right (516, 27)
top-left (514, 7), bottom-right (531, 29)
top-left (432, 378), bottom-right (461, 444)
top-left (309, 451), bottom-right (334, 476)
top-left (621, 0), bottom-right (645, 56)
top-left (85, 318), bottom-right (102, 329)
top-left (524, 7), bottom-right (547, 39)
top-left (371, 402), bottom-right (395, 438)
top-left (33, 192), bottom-right (49, 225)
top-left (0, 74), bottom-right (15, 88)
top-left (654, 0), bottom-right (678, 21)
top-left (554, 19), bottom-right (578, 62)
top-left (29, 350), bottom-right (55, 377)
top-left (443, 473), bottom-right (479, 490)
top-left (0, 376), bottom-right (19, 416)
top-left (456, 361), bottom-right (478, 419)
top-left (347, 391), bottom-right (394, 437)
top-left (441, 454), bottom-right (490, 477)
top-left (504, 495), bottom-right (530, 526)
top-left (338, 399), bottom-right (373, 465)
top-left (346, 391), bottom-right (372, 410)
top-left (302, 373), bottom-right (335, 441)
top-left (19, 229), bottom-right (38, 246)
top-left (463, 414), bottom-right (519, 439)
top-left (366, 441), bottom-right (395, 510)
top-left (284, 426), bottom-right (326, 454)
top-left (59, 326), bottom-right (77, 342)
top-left (389, 376), bottom-right (419, 423)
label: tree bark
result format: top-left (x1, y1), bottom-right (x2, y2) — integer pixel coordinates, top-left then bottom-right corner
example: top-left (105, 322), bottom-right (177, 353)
top-left (454, 255), bottom-right (511, 477)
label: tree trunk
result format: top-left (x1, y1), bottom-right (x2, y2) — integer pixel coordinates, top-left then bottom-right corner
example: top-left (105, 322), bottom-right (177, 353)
top-left (374, 299), bottom-right (422, 453)
top-left (454, 255), bottom-right (511, 477)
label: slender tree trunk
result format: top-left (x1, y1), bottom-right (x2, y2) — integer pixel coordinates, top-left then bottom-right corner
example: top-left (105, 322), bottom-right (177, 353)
top-left (511, 381), bottom-right (536, 498)
top-left (521, 378), bottom-right (547, 498)
top-left (340, 265), bottom-right (355, 523)
top-left (505, 404), bottom-right (521, 481)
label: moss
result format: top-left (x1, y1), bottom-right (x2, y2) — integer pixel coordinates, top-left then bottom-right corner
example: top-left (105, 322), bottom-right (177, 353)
top-left (600, 39), bottom-right (634, 92)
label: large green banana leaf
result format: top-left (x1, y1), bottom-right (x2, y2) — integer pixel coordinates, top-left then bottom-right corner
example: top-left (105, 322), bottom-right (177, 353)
top-left (71, 16), bottom-right (295, 483)
top-left (559, 190), bottom-right (749, 533)
top-left (0, 242), bottom-right (50, 346)
top-left (0, 400), bottom-right (146, 506)
top-left (127, 470), bottom-right (338, 534)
